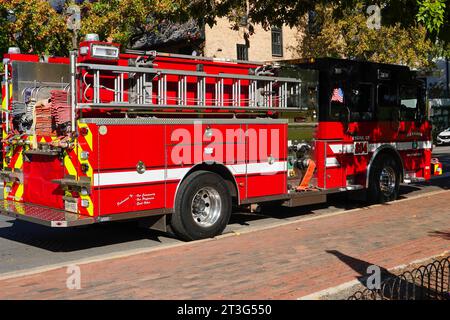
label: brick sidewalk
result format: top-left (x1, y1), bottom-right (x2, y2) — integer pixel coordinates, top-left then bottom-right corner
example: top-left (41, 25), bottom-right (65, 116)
top-left (0, 191), bottom-right (449, 299)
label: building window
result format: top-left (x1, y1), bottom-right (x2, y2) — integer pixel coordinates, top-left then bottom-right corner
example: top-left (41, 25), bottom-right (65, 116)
top-left (271, 27), bottom-right (283, 57)
top-left (236, 44), bottom-right (248, 61)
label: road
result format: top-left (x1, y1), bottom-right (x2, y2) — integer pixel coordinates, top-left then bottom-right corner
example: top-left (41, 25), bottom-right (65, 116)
top-left (0, 146), bottom-right (449, 275)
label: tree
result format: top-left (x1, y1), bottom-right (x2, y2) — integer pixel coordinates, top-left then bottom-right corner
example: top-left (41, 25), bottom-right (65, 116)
top-left (289, 3), bottom-right (436, 69)
top-left (78, 0), bottom-right (186, 48)
top-left (0, 0), bottom-right (188, 56)
top-left (416, 0), bottom-right (449, 41)
top-left (0, 0), bottom-right (71, 56)
top-left (0, 0), bottom-right (447, 60)
top-left (193, 0), bottom-right (449, 56)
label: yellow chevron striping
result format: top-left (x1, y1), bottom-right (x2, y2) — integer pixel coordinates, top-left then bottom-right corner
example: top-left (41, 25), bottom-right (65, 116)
top-left (77, 137), bottom-right (94, 216)
top-left (14, 184), bottom-right (24, 201)
top-left (78, 122), bottom-right (93, 151)
top-left (2, 83), bottom-right (12, 111)
top-left (81, 194), bottom-right (94, 216)
top-left (13, 202), bottom-right (25, 215)
top-left (77, 148), bottom-right (93, 178)
top-left (64, 153), bottom-right (77, 177)
top-left (14, 151), bottom-right (23, 170)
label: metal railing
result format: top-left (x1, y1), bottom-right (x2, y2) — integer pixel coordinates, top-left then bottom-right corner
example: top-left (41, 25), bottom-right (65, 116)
top-left (73, 59), bottom-right (304, 113)
top-left (348, 257), bottom-right (450, 300)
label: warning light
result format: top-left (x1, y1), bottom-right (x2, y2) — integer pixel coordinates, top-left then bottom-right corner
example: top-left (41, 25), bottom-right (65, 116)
top-left (81, 199), bottom-right (90, 208)
top-left (81, 163), bottom-right (89, 173)
top-left (80, 127), bottom-right (89, 136)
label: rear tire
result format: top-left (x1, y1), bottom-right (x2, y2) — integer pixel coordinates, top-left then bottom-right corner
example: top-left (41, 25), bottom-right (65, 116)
top-left (367, 154), bottom-right (400, 204)
top-left (171, 171), bottom-right (232, 241)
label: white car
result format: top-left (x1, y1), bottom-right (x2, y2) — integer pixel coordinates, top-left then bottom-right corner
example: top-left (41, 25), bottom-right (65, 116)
top-left (437, 128), bottom-right (450, 145)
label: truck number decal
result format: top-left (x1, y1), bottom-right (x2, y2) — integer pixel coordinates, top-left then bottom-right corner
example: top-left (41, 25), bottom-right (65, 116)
top-left (354, 141), bottom-right (368, 155)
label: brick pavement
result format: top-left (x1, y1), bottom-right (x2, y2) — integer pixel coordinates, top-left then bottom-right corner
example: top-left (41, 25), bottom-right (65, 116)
top-left (0, 191), bottom-right (449, 299)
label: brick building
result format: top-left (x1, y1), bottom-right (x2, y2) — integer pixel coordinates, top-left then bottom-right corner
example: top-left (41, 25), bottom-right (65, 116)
top-left (203, 17), bottom-right (300, 62)
top-left (133, 18), bottom-right (301, 62)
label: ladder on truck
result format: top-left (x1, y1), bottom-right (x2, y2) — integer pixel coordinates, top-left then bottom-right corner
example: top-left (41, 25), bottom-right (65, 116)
top-left (73, 53), bottom-right (305, 114)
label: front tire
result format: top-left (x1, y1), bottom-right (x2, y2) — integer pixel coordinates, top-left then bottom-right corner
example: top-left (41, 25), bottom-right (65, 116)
top-left (171, 171), bottom-right (232, 241)
top-left (367, 154), bottom-right (400, 204)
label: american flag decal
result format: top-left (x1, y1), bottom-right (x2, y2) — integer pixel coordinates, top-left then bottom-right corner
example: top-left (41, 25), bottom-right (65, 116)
top-left (331, 88), bottom-right (344, 103)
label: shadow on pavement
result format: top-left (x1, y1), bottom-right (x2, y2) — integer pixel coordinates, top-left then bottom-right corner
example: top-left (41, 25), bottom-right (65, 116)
top-left (326, 249), bottom-right (395, 286)
top-left (325, 250), bottom-right (441, 300)
top-left (0, 220), bottom-right (167, 252)
top-left (428, 230), bottom-right (450, 241)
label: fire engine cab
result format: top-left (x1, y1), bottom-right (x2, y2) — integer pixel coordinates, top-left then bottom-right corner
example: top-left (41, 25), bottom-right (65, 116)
top-left (0, 35), bottom-right (441, 240)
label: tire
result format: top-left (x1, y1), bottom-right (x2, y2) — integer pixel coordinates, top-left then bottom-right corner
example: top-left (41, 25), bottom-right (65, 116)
top-left (367, 154), bottom-right (401, 204)
top-left (171, 171), bottom-right (232, 241)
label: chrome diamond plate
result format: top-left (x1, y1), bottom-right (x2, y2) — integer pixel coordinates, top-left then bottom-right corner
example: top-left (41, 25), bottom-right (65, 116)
top-left (0, 200), bottom-right (94, 227)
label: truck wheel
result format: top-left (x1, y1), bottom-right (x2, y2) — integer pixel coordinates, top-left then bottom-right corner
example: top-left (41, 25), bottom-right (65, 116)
top-left (368, 154), bottom-right (400, 204)
top-left (171, 171), bottom-right (232, 241)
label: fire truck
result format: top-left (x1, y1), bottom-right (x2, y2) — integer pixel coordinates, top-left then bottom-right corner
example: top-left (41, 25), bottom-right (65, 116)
top-left (0, 34), bottom-right (441, 240)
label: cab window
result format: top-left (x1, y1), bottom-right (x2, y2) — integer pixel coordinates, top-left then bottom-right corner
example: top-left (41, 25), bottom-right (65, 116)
top-left (376, 84), bottom-right (398, 120)
top-left (349, 84), bottom-right (374, 121)
top-left (399, 85), bottom-right (418, 121)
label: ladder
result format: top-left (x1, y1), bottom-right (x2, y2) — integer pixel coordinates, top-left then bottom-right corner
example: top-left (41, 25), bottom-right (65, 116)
top-left (75, 61), bottom-right (304, 112)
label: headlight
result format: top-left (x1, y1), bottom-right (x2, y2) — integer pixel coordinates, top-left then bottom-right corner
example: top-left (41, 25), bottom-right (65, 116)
top-left (91, 45), bottom-right (119, 59)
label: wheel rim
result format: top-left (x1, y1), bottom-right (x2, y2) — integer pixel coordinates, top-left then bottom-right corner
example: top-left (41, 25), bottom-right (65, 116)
top-left (191, 187), bottom-right (222, 227)
top-left (379, 166), bottom-right (396, 197)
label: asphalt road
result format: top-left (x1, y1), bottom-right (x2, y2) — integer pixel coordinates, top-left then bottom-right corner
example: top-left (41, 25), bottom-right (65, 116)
top-left (0, 146), bottom-right (449, 275)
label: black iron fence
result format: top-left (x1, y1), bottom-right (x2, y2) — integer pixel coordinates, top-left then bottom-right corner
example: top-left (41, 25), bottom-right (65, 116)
top-left (348, 257), bottom-right (450, 300)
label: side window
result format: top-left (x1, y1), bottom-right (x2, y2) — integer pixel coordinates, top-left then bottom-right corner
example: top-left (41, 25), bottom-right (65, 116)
top-left (399, 85), bottom-right (418, 121)
top-left (377, 84), bottom-right (398, 120)
top-left (349, 84), bottom-right (373, 121)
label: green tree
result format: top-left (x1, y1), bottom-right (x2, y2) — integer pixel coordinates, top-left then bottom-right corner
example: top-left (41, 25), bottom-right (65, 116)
top-left (0, 0), bottom-right (71, 56)
top-left (289, 3), bottom-right (436, 69)
top-left (0, 0), bottom-right (448, 60)
top-left (0, 0), bottom-right (188, 56)
top-left (78, 0), bottom-right (186, 48)
top-left (196, 0), bottom-right (449, 55)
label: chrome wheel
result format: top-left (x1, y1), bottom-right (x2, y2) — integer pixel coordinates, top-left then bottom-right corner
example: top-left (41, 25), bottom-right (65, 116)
top-left (191, 187), bottom-right (222, 227)
top-left (379, 166), bottom-right (396, 197)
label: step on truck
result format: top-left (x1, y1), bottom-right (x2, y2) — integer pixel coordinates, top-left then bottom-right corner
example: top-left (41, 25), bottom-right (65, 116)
top-left (0, 35), bottom-right (442, 240)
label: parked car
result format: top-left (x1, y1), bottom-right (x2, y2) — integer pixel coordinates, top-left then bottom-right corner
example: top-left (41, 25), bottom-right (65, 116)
top-left (436, 128), bottom-right (450, 145)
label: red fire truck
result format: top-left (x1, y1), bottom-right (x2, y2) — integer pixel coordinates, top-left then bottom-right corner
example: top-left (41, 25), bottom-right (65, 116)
top-left (0, 35), bottom-right (441, 240)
